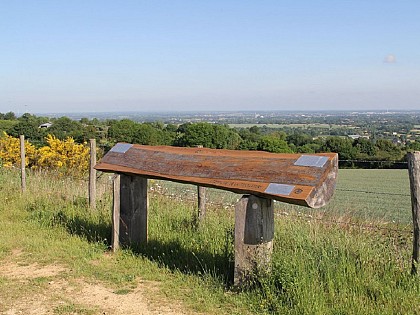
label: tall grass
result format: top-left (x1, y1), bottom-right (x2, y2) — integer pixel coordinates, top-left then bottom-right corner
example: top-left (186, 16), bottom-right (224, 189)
top-left (0, 168), bottom-right (419, 314)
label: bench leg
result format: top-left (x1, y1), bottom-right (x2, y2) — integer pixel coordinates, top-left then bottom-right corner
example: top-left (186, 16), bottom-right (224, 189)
top-left (234, 195), bottom-right (274, 286)
top-left (115, 174), bottom-right (148, 248)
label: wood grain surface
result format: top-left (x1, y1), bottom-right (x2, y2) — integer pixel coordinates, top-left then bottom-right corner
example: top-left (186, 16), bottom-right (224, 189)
top-left (95, 144), bottom-right (338, 208)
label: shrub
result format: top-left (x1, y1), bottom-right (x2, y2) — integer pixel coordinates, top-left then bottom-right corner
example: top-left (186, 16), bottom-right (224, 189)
top-left (36, 134), bottom-right (90, 177)
top-left (0, 132), bottom-right (36, 167)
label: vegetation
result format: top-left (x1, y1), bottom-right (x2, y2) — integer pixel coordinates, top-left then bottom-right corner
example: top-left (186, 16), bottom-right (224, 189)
top-left (0, 132), bottom-right (90, 176)
top-left (1, 111), bottom-right (418, 168)
top-left (0, 168), bottom-right (419, 314)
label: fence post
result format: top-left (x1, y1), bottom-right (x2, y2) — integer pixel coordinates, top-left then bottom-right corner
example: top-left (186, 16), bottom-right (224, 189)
top-left (112, 174), bottom-right (121, 252)
top-left (19, 135), bottom-right (26, 192)
top-left (408, 152), bottom-right (420, 275)
top-left (234, 195), bottom-right (274, 286)
top-left (195, 145), bottom-right (206, 223)
top-left (89, 139), bottom-right (97, 209)
top-left (198, 186), bottom-right (206, 223)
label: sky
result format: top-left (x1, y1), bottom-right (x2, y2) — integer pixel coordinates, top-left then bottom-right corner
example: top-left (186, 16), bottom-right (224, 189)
top-left (1, 0), bottom-right (420, 114)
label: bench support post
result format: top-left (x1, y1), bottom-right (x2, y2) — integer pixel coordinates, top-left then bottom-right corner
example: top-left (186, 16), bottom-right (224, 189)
top-left (112, 174), bottom-right (121, 252)
top-left (234, 195), bottom-right (274, 286)
top-left (118, 174), bottom-right (148, 248)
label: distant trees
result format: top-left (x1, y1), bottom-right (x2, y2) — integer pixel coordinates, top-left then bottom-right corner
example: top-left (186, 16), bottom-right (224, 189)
top-left (0, 111), bottom-right (414, 168)
top-left (354, 138), bottom-right (377, 158)
top-left (176, 122), bottom-right (241, 149)
top-left (7, 113), bottom-right (49, 146)
top-left (48, 117), bottom-right (83, 140)
top-left (3, 112), bottom-right (16, 120)
top-left (375, 139), bottom-right (403, 161)
top-left (321, 137), bottom-right (358, 160)
top-left (107, 119), bottom-right (137, 143)
top-left (257, 136), bottom-right (293, 153)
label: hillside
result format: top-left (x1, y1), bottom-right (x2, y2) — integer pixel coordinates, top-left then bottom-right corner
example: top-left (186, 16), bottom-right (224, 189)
top-left (0, 168), bottom-right (419, 314)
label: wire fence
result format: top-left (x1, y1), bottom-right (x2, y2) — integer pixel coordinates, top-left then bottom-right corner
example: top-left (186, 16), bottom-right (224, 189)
top-left (338, 159), bottom-right (408, 169)
top-left (82, 157), bottom-right (415, 235)
top-left (139, 168), bottom-right (413, 234)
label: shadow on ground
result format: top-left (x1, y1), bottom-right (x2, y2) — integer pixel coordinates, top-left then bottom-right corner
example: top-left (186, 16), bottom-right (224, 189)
top-left (53, 210), bottom-right (234, 286)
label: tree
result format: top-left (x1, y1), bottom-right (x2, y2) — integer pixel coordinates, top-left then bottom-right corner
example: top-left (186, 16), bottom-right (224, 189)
top-left (175, 123), bottom-right (241, 149)
top-left (407, 141), bottom-right (420, 151)
top-left (257, 135), bottom-right (293, 153)
top-left (287, 133), bottom-right (313, 147)
top-left (354, 138), bottom-right (377, 157)
top-left (375, 139), bottom-right (403, 161)
top-left (48, 117), bottom-right (83, 140)
top-left (322, 136), bottom-right (358, 160)
top-left (7, 113), bottom-right (45, 146)
top-left (237, 128), bottom-right (261, 150)
top-left (107, 119), bottom-right (138, 143)
top-left (4, 112), bottom-right (16, 120)
top-left (177, 122), bottom-right (215, 148)
top-left (132, 124), bottom-right (161, 145)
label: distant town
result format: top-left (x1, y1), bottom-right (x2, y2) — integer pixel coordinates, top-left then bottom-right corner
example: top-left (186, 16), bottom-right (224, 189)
top-left (37, 110), bottom-right (420, 142)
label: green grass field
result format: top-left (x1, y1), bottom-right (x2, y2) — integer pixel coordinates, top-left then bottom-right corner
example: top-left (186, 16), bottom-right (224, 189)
top-left (0, 168), bottom-right (419, 314)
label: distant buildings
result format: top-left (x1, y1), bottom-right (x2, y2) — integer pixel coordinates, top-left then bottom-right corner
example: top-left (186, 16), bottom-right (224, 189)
top-left (348, 134), bottom-right (369, 140)
top-left (38, 122), bottom-right (52, 129)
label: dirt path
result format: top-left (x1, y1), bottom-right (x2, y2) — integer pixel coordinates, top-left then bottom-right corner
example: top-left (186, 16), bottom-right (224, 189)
top-left (0, 256), bottom-right (189, 315)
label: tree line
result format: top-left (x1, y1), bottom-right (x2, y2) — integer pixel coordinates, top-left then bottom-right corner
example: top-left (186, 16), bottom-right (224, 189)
top-left (1, 112), bottom-right (419, 168)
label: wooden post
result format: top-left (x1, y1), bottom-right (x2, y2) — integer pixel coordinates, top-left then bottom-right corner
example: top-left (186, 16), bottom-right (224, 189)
top-left (198, 186), bottom-right (206, 223)
top-left (119, 174), bottom-right (148, 247)
top-left (195, 145), bottom-right (206, 223)
top-left (89, 139), bottom-right (97, 209)
top-left (234, 195), bottom-right (274, 286)
top-left (112, 174), bottom-right (121, 252)
top-left (19, 135), bottom-right (26, 192)
top-left (408, 152), bottom-right (420, 275)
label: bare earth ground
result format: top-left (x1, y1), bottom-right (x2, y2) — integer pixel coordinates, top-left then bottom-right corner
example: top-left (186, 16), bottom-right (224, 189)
top-left (0, 250), bottom-right (189, 315)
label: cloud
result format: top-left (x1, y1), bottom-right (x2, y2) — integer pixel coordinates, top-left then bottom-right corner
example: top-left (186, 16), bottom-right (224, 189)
top-left (384, 54), bottom-right (396, 63)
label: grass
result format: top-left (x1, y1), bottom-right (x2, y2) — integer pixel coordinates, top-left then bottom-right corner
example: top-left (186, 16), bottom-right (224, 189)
top-left (53, 303), bottom-right (96, 315)
top-left (0, 168), bottom-right (419, 314)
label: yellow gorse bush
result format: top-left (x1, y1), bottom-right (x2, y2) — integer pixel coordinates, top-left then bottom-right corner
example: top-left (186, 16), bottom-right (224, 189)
top-left (0, 132), bottom-right (36, 167)
top-left (0, 133), bottom-right (90, 177)
top-left (36, 134), bottom-right (90, 176)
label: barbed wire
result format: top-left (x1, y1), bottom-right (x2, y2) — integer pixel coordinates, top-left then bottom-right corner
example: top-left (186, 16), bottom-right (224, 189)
top-left (335, 188), bottom-right (410, 197)
top-left (89, 169), bottom-right (413, 234)
top-left (338, 159), bottom-right (408, 164)
top-left (148, 188), bottom-right (412, 234)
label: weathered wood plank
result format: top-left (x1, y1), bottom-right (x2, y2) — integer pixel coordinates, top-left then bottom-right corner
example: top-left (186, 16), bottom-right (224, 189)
top-left (95, 144), bottom-right (338, 208)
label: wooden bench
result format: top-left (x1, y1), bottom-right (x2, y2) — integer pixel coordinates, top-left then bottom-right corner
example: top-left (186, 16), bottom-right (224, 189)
top-left (95, 143), bottom-right (338, 285)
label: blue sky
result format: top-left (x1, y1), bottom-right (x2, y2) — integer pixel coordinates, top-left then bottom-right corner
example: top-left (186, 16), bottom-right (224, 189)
top-left (1, 1), bottom-right (419, 113)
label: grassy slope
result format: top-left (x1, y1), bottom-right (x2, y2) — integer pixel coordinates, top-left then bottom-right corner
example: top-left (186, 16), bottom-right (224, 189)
top-left (0, 169), bottom-right (419, 314)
